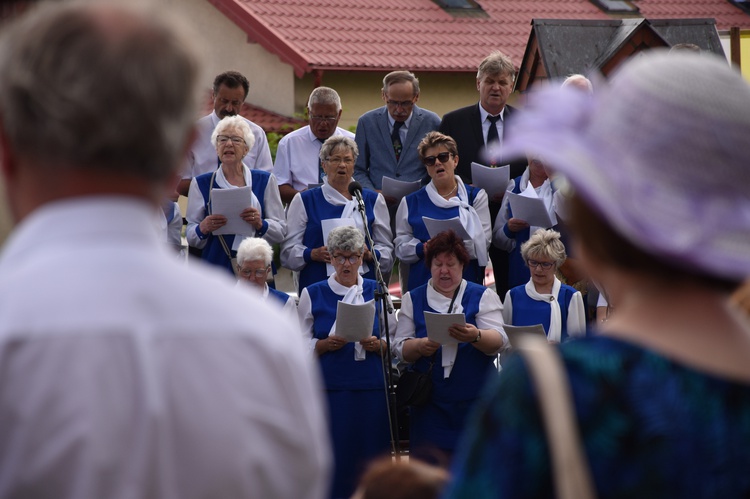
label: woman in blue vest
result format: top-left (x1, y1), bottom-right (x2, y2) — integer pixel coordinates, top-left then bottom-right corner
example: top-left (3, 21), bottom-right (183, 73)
top-left (393, 230), bottom-right (506, 462)
top-left (281, 136), bottom-right (393, 294)
top-left (298, 226), bottom-right (394, 499)
top-left (493, 156), bottom-right (560, 291)
top-left (395, 132), bottom-right (491, 293)
top-left (235, 237), bottom-right (295, 313)
top-left (503, 228), bottom-right (586, 343)
top-left (186, 115), bottom-right (285, 276)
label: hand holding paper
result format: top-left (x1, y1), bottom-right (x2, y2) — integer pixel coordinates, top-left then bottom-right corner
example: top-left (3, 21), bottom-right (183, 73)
top-left (506, 184), bottom-right (554, 228)
top-left (211, 186), bottom-right (255, 236)
top-left (424, 311), bottom-right (465, 345)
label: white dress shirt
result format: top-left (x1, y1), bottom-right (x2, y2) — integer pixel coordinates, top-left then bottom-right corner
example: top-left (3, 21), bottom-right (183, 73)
top-left (273, 125), bottom-right (355, 192)
top-left (182, 111), bottom-right (273, 179)
top-left (0, 197), bottom-right (331, 499)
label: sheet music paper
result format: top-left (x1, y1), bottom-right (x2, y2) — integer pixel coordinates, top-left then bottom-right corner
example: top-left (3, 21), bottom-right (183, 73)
top-left (335, 300), bottom-right (376, 342)
top-left (471, 162), bottom-right (511, 199)
top-left (422, 216), bottom-right (471, 241)
top-left (424, 311), bottom-right (465, 345)
top-left (504, 324), bottom-right (547, 348)
top-left (382, 176), bottom-right (421, 201)
top-left (506, 185), bottom-right (554, 228)
top-left (211, 186), bottom-right (254, 236)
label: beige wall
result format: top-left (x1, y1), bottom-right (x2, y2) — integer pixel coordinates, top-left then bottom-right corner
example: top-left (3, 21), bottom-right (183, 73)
top-left (295, 71), bottom-right (481, 131)
top-left (162, 0), bottom-right (295, 117)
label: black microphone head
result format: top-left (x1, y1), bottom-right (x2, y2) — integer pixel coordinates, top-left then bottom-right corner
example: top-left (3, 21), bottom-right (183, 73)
top-left (348, 181), bottom-right (363, 196)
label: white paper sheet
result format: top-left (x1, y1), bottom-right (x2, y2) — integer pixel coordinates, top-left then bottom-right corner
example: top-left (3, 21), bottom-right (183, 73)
top-left (211, 186), bottom-right (255, 236)
top-left (422, 216), bottom-right (471, 241)
top-left (321, 218), bottom-right (357, 276)
top-left (470, 162), bottom-right (511, 199)
top-left (382, 176), bottom-right (421, 200)
top-left (506, 188), bottom-right (554, 228)
top-left (424, 311), bottom-right (465, 345)
top-left (335, 300), bottom-right (376, 342)
top-left (504, 324), bottom-right (547, 348)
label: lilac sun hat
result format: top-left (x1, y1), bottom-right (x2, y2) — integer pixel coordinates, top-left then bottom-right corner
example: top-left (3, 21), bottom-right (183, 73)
top-left (500, 50), bottom-right (750, 281)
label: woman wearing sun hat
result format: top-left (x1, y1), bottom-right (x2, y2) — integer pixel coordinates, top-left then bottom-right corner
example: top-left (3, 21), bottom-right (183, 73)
top-left (446, 51), bottom-right (750, 497)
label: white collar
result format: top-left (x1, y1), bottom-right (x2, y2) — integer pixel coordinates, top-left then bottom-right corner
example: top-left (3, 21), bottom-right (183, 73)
top-left (479, 104), bottom-right (506, 123)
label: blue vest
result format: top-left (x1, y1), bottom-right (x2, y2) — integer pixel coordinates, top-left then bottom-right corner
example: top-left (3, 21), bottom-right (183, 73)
top-left (508, 283), bottom-right (578, 341)
top-left (408, 282), bottom-right (496, 402)
top-left (306, 279), bottom-right (384, 391)
top-left (403, 186), bottom-right (484, 292)
top-left (268, 287), bottom-right (291, 307)
top-left (195, 169), bottom-right (271, 276)
top-left (504, 177), bottom-right (560, 289)
top-left (298, 187), bottom-right (381, 292)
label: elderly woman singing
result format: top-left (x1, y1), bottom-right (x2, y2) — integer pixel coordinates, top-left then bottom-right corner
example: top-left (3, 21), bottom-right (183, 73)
top-left (395, 132), bottom-right (491, 292)
top-left (393, 230), bottom-right (506, 462)
top-left (236, 237), bottom-right (295, 313)
top-left (186, 115), bottom-right (285, 276)
top-left (297, 225), bottom-right (395, 499)
top-left (502, 228), bottom-right (586, 343)
top-left (281, 136), bottom-right (392, 294)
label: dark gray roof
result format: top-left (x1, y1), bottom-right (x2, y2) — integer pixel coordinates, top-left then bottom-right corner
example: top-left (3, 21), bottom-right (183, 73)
top-left (524, 18), bottom-right (724, 80)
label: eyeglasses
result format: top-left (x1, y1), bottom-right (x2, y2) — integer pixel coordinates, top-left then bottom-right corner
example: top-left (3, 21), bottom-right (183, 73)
top-left (423, 152), bottom-right (453, 167)
top-left (333, 254), bottom-right (361, 265)
top-left (528, 260), bottom-right (555, 270)
top-left (239, 266), bottom-right (269, 278)
top-left (217, 135), bottom-right (246, 145)
top-left (326, 157), bottom-right (354, 166)
top-left (310, 115), bottom-right (338, 123)
top-left (386, 100), bottom-right (414, 109)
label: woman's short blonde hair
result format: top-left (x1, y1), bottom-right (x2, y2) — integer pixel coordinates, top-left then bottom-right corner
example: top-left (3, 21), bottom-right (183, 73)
top-left (520, 229), bottom-right (567, 268)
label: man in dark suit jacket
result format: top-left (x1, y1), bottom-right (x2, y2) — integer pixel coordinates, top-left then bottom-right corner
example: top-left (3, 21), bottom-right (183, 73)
top-left (354, 71), bottom-right (441, 194)
top-left (439, 51), bottom-right (527, 297)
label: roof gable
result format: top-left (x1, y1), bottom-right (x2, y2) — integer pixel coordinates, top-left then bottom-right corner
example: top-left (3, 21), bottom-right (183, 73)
top-left (516, 17), bottom-right (725, 91)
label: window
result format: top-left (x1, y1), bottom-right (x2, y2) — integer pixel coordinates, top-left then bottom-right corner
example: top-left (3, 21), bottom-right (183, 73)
top-left (728, 0), bottom-right (750, 15)
top-left (589, 0), bottom-right (639, 14)
top-left (432, 0), bottom-right (487, 17)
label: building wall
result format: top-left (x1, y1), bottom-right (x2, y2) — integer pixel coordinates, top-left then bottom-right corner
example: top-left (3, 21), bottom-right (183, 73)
top-left (161, 0), bottom-right (296, 117)
top-left (295, 71), bottom-right (481, 131)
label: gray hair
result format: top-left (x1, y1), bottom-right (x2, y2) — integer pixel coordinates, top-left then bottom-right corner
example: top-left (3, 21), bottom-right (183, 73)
top-left (327, 226), bottom-right (365, 254)
top-left (520, 229), bottom-right (567, 268)
top-left (319, 135), bottom-right (358, 162)
top-left (236, 237), bottom-right (273, 266)
top-left (308, 86), bottom-right (342, 112)
top-left (210, 115), bottom-right (255, 150)
top-left (382, 70), bottom-right (420, 96)
top-left (0, 2), bottom-right (200, 182)
top-left (562, 74), bottom-right (593, 93)
top-left (477, 51), bottom-right (515, 83)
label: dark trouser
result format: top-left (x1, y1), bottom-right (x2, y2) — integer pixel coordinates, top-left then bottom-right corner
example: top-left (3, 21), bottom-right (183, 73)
top-left (488, 200), bottom-right (510, 297)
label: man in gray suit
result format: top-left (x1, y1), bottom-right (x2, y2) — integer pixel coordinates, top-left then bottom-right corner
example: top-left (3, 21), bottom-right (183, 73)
top-left (353, 71), bottom-right (440, 202)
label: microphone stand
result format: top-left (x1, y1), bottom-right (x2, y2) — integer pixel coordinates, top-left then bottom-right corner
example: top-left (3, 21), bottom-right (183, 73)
top-left (352, 192), bottom-right (401, 460)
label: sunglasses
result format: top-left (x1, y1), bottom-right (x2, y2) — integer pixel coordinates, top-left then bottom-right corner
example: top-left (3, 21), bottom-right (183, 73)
top-left (423, 152), bottom-right (452, 167)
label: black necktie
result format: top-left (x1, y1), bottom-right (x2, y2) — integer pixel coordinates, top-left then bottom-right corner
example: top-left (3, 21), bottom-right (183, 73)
top-left (392, 121), bottom-right (404, 161)
top-left (317, 137), bottom-right (325, 183)
top-left (486, 114), bottom-right (501, 145)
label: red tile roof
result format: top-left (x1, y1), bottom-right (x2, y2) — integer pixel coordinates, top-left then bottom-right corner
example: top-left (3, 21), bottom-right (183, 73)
top-left (209, 0), bottom-right (750, 75)
top-left (239, 103), bottom-right (306, 134)
top-left (200, 93), bottom-right (305, 134)
top-left (637, 1), bottom-right (750, 29)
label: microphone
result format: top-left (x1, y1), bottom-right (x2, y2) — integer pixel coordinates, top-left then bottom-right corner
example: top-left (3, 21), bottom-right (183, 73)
top-left (348, 181), bottom-right (366, 212)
